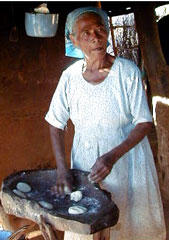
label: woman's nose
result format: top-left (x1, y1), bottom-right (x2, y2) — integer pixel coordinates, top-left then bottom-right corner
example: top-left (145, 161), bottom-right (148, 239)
top-left (90, 31), bottom-right (100, 42)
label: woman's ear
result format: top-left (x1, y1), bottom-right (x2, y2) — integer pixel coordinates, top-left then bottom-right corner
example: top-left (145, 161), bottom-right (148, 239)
top-left (69, 34), bottom-right (79, 48)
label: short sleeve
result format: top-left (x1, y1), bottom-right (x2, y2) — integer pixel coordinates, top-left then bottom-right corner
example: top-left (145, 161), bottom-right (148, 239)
top-left (128, 66), bottom-right (152, 125)
top-left (45, 71), bottom-right (70, 130)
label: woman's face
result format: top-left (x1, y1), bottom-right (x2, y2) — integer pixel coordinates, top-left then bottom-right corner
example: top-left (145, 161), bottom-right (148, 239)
top-left (70, 13), bottom-right (108, 60)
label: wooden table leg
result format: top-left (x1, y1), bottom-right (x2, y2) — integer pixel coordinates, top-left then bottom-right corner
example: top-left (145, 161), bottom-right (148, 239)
top-left (38, 215), bottom-right (58, 240)
top-left (93, 228), bottom-right (110, 240)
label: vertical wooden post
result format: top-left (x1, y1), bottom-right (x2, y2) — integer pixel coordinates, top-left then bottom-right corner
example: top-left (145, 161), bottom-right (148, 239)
top-left (109, 17), bottom-right (118, 56)
top-left (96, 1), bottom-right (102, 9)
top-left (96, 2), bottom-right (117, 56)
top-left (134, 3), bottom-right (168, 96)
top-left (93, 228), bottom-right (110, 240)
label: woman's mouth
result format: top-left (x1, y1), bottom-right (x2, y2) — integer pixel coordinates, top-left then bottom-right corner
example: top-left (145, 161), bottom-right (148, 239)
top-left (93, 47), bottom-right (103, 51)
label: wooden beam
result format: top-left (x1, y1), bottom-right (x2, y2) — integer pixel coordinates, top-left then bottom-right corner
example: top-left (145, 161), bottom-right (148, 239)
top-left (109, 17), bottom-right (118, 56)
top-left (96, 2), bottom-right (102, 9)
top-left (134, 2), bottom-right (169, 97)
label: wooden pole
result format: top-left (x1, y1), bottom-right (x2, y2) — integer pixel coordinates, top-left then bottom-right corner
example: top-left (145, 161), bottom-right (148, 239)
top-left (109, 17), bottom-right (118, 56)
top-left (96, 1), bottom-right (102, 9)
top-left (134, 2), bottom-right (169, 96)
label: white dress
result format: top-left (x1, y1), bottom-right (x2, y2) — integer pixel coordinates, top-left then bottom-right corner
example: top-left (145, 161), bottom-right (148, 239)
top-left (45, 57), bottom-right (166, 240)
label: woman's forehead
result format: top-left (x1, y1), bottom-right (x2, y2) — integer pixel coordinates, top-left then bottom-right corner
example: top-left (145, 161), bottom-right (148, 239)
top-left (77, 11), bottom-right (102, 20)
top-left (74, 13), bottom-right (105, 31)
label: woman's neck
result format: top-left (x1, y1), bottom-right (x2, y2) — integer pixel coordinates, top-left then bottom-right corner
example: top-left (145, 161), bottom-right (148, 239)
top-left (82, 54), bottom-right (115, 84)
top-left (83, 53), bottom-right (114, 72)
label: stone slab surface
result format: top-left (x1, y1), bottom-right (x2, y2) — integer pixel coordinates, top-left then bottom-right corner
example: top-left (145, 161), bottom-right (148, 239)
top-left (0, 169), bottom-right (119, 234)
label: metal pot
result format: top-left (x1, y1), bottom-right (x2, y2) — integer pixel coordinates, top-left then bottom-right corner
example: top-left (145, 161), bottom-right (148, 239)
top-left (25, 13), bottom-right (59, 37)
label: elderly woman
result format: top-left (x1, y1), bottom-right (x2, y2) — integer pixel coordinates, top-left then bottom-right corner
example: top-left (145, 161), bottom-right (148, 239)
top-left (45, 6), bottom-right (166, 240)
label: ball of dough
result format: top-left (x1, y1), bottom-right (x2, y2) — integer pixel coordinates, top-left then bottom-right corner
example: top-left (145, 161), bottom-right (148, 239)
top-left (68, 205), bottom-right (87, 215)
top-left (70, 190), bottom-right (83, 202)
top-left (13, 189), bottom-right (26, 198)
top-left (16, 182), bottom-right (31, 193)
top-left (39, 201), bottom-right (53, 210)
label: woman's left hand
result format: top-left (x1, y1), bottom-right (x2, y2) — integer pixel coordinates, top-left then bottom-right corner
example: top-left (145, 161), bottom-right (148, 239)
top-left (88, 151), bottom-right (118, 183)
top-left (88, 122), bottom-right (153, 183)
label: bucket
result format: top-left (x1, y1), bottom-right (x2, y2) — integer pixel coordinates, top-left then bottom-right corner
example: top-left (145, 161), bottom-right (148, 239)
top-left (0, 230), bottom-right (12, 240)
top-left (25, 13), bottom-right (59, 37)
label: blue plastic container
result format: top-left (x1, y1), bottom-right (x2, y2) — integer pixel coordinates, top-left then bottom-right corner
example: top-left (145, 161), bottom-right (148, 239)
top-left (0, 230), bottom-right (12, 240)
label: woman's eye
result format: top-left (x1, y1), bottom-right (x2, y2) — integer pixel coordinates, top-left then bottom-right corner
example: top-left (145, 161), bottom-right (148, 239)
top-left (84, 31), bottom-right (89, 36)
top-left (97, 28), bottom-right (102, 32)
top-left (97, 27), bottom-right (105, 32)
top-left (82, 31), bottom-right (90, 38)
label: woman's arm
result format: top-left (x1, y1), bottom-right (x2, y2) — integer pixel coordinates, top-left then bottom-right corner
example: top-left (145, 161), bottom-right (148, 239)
top-left (88, 122), bottom-right (153, 183)
top-left (49, 125), bottom-right (73, 195)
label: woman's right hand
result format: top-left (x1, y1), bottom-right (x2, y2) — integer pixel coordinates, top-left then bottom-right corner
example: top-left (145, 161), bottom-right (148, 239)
top-left (51, 167), bottom-right (74, 196)
top-left (49, 126), bottom-right (74, 196)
